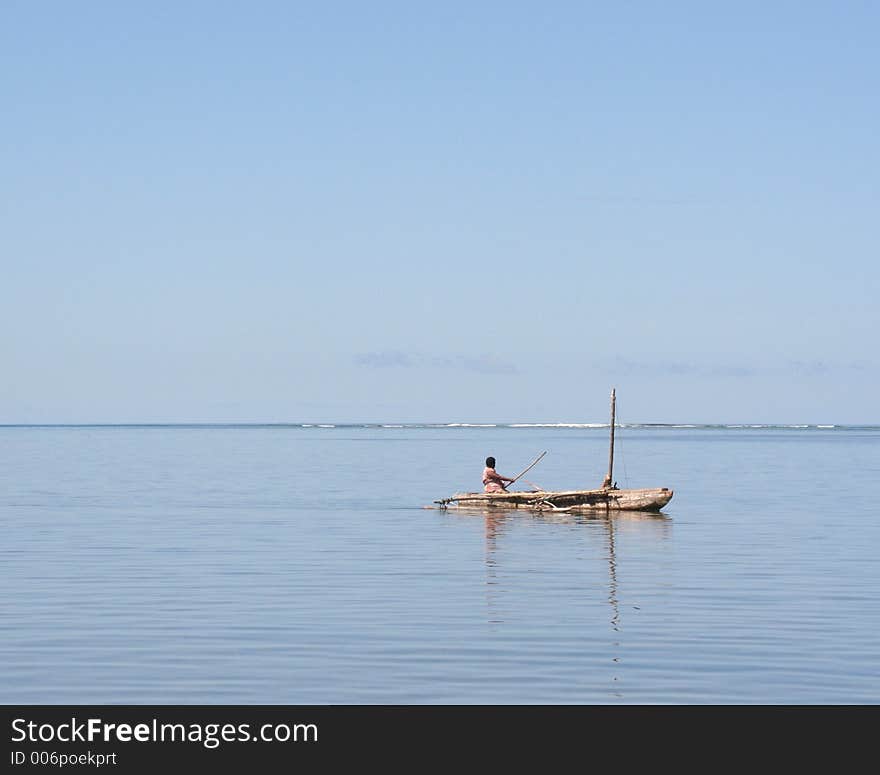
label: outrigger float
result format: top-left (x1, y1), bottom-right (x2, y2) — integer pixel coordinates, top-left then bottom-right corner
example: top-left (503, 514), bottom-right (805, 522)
top-left (433, 390), bottom-right (674, 514)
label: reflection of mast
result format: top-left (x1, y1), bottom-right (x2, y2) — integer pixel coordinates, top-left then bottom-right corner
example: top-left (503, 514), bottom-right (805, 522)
top-left (605, 515), bottom-right (620, 631)
top-left (605, 514), bottom-right (622, 697)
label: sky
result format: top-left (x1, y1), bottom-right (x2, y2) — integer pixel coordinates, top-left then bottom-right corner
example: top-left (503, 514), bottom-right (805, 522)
top-left (2, 1), bottom-right (877, 424)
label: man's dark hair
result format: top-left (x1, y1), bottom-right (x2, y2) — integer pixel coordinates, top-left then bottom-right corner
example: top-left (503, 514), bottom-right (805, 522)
top-left (485, 456), bottom-right (496, 468)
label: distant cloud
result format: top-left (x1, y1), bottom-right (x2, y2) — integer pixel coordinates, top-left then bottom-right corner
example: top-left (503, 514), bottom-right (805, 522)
top-left (788, 360), bottom-right (831, 377)
top-left (601, 357), bottom-right (873, 379)
top-left (355, 351), bottom-right (518, 375)
top-left (356, 353), bottom-right (873, 380)
top-left (430, 355), bottom-right (518, 375)
top-left (603, 358), bottom-right (758, 378)
top-left (354, 351), bottom-right (414, 368)
top-left (705, 364), bottom-right (760, 378)
top-left (780, 360), bottom-right (872, 377)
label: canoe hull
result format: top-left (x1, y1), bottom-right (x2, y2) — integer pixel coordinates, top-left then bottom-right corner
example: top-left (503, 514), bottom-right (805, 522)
top-left (435, 487), bottom-right (673, 513)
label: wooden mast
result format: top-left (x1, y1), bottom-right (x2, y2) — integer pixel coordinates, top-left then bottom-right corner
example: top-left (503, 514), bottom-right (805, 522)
top-left (605, 388), bottom-right (616, 488)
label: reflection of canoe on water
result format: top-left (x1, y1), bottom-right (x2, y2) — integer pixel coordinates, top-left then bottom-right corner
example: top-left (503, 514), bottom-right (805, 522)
top-left (433, 389), bottom-right (674, 514)
top-left (434, 486), bottom-right (673, 513)
top-left (441, 506), bottom-right (672, 524)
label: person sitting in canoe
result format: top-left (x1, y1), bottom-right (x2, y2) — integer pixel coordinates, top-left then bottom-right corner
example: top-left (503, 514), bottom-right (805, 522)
top-left (482, 457), bottom-right (515, 493)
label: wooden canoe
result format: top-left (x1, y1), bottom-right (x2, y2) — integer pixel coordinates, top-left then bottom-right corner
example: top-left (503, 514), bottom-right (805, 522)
top-left (434, 486), bottom-right (673, 513)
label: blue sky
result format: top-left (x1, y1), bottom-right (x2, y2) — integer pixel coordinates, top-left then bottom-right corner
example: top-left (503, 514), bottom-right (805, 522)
top-left (2, 1), bottom-right (877, 423)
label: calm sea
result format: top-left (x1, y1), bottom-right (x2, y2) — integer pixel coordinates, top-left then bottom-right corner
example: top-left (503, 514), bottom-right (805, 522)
top-left (2, 424), bottom-right (878, 704)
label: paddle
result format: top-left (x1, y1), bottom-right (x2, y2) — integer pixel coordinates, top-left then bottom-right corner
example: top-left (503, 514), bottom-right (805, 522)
top-left (507, 451), bottom-right (548, 488)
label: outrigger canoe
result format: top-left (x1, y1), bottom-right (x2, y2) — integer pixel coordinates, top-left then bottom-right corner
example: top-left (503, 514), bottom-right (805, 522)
top-left (433, 389), bottom-right (674, 514)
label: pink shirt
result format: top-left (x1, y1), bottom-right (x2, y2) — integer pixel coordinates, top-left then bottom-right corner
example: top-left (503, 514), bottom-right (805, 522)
top-left (482, 467), bottom-right (506, 493)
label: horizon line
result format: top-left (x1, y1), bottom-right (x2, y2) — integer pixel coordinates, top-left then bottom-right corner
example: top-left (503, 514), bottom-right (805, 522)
top-left (0, 422), bottom-right (876, 429)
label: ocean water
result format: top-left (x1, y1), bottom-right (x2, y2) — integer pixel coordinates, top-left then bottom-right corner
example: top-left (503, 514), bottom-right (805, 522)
top-left (2, 424), bottom-right (878, 704)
